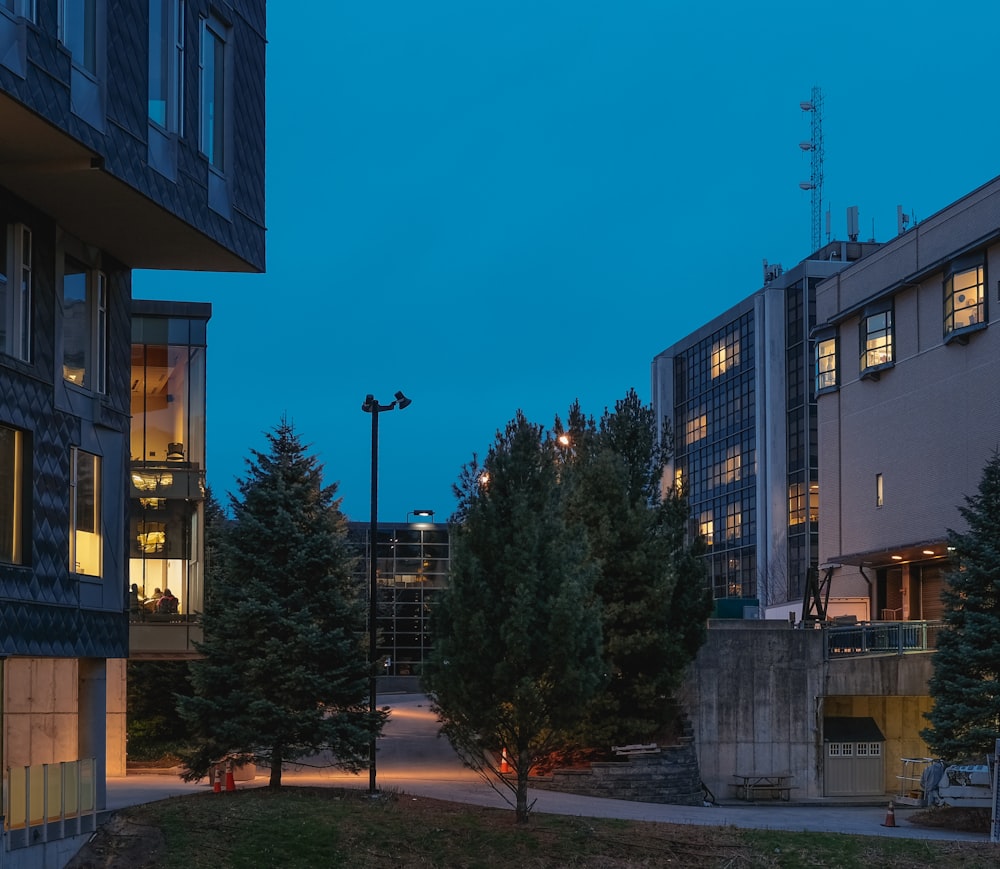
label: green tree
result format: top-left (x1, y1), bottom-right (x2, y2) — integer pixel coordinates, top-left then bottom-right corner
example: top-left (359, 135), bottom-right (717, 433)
top-left (425, 411), bottom-right (604, 822)
top-left (558, 390), bottom-right (711, 746)
top-left (922, 449), bottom-right (1000, 762)
top-left (178, 419), bottom-right (382, 787)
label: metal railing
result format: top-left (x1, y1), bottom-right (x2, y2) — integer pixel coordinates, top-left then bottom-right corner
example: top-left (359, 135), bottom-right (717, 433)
top-left (4, 758), bottom-right (98, 849)
top-left (824, 620), bottom-right (944, 659)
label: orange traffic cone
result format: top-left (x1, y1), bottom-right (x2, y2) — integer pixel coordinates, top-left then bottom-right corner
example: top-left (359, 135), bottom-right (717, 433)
top-left (499, 748), bottom-right (511, 774)
top-left (213, 767), bottom-right (221, 793)
top-left (225, 760), bottom-right (236, 792)
top-left (881, 800), bottom-right (896, 827)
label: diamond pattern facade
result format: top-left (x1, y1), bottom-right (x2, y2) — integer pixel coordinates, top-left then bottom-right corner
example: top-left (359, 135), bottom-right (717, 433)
top-left (0, 2), bottom-right (265, 812)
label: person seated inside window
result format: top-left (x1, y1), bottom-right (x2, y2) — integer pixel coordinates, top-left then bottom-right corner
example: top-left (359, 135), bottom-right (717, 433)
top-left (158, 588), bottom-right (179, 614)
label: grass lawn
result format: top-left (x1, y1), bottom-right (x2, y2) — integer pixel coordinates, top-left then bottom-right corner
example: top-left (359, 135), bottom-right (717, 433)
top-left (66, 787), bottom-right (998, 868)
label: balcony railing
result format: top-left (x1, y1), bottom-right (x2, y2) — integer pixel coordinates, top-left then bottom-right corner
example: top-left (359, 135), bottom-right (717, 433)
top-left (4, 758), bottom-right (98, 849)
top-left (824, 620), bottom-right (944, 659)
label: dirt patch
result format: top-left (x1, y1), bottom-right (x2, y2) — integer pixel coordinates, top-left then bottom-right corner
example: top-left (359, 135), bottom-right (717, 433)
top-left (908, 806), bottom-right (991, 833)
top-left (64, 812), bottom-right (166, 869)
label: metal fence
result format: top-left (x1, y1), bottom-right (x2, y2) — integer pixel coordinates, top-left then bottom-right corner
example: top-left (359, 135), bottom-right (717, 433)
top-left (824, 621), bottom-right (944, 659)
top-left (4, 758), bottom-right (98, 849)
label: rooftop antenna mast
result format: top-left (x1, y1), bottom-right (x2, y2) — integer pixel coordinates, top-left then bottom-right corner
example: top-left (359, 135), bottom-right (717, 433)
top-left (799, 86), bottom-right (824, 253)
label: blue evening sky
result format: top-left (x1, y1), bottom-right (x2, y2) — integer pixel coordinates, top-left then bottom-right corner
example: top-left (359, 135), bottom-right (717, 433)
top-left (135, 1), bottom-right (1000, 523)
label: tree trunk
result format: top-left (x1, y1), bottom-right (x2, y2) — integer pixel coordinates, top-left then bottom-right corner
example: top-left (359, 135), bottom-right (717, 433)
top-left (269, 746), bottom-right (283, 788)
top-left (515, 750), bottom-right (529, 823)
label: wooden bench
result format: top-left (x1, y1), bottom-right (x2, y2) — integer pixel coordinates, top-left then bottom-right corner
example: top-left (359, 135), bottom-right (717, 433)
top-left (612, 743), bottom-right (660, 757)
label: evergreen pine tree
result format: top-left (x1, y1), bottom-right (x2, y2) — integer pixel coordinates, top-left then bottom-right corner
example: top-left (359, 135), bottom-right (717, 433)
top-left (560, 390), bottom-right (711, 746)
top-left (178, 419), bottom-right (381, 787)
top-left (425, 411), bottom-right (604, 822)
top-left (922, 449), bottom-right (1000, 762)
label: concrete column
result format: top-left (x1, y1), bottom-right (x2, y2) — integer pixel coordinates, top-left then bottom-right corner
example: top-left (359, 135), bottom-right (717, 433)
top-left (78, 659), bottom-right (107, 809)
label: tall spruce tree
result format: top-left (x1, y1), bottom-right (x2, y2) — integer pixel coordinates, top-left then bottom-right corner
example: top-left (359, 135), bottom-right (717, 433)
top-left (558, 390), bottom-right (711, 746)
top-left (425, 411), bottom-right (604, 822)
top-left (922, 449), bottom-right (1000, 762)
top-left (178, 419), bottom-right (381, 787)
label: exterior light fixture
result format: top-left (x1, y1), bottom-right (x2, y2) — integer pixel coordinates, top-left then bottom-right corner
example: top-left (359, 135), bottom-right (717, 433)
top-left (361, 390), bottom-right (411, 794)
top-left (407, 509), bottom-right (434, 523)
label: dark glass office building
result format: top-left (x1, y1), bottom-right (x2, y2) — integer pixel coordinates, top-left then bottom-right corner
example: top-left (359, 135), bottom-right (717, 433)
top-left (652, 242), bottom-right (879, 616)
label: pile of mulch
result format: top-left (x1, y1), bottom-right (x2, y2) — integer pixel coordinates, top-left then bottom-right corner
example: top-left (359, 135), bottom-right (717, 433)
top-left (908, 806), bottom-right (991, 833)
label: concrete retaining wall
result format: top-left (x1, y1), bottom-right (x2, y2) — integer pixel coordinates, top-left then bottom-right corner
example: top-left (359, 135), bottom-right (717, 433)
top-left (681, 621), bottom-right (936, 799)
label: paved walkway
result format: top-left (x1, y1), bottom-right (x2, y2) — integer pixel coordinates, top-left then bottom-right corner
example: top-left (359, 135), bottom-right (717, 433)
top-left (111, 693), bottom-right (993, 844)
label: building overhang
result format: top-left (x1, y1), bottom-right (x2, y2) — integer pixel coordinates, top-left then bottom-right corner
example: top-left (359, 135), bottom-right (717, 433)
top-left (0, 94), bottom-right (259, 272)
top-left (825, 538), bottom-right (951, 570)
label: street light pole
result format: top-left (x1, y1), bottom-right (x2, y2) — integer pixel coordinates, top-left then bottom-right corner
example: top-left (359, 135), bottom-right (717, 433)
top-left (361, 391), bottom-right (411, 794)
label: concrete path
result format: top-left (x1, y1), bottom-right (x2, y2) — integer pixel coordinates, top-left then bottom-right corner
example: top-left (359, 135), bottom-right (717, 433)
top-left (110, 693), bottom-right (993, 844)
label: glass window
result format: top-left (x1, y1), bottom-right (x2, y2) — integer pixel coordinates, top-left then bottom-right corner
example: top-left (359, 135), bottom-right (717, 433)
top-left (62, 257), bottom-right (89, 385)
top-left (711, 333), bottom-right (739, 378)
top-left (200, 16), bottom-right (227, 169)
top-left (1, 224), bottom-right (32, 362)
top-left (788, 481), bottom-right (805, 526)
top-left (62, 258), bottom-right (106, 393)
top-left (0, 227), bottom-right (7, 355)
top-left (1, 1), bottom-right (37, 21)
top-left (944, 264), bottom-right (985, 338)
top-left (876, 473), bottom-right (883, 508)
top-left (0, 424), bottom-right (24, 564)
top-left (685, 409), bottom-right (707, 444)
top-left (860, 307), bottom-right (893, 373)
top-left (60, 0), bottom-right (98, 74)
top-left (149, 0), bottom-right (184, 131)
top-left (699, 511), bottom-right (714, 545)
top-left (725, 445), bottom-right (741, 484)
top-left (70, 447), bottom-right (101, 575)
top-left (725, 501), bottom-right (742, 541)
top-left (815, 334), bottom-right (837, 391)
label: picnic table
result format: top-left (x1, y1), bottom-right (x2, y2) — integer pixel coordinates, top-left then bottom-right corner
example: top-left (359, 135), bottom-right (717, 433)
top-left (732, 772), bottom-right (794, 801)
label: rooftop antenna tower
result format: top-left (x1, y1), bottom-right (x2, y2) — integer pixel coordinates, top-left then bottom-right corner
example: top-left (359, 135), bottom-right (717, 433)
top-left (798, 86), bottom-right (824, 253)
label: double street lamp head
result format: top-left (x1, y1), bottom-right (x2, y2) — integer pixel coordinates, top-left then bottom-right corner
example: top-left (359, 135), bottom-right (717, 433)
top-left (362, 391), bottom-right (412, 414)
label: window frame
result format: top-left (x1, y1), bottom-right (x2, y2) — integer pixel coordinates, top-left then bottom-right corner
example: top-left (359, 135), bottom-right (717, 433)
top-left (148, 0), bottom-right (185, 133)
top-left (943, 257), bottom-right (987, 342)
top-left (814, 327), bottom-right (837, 393)
top-left (859, 301), bottom-right (894, 379)
top-left (1, 223), bottom-right (32, 363)
top-left (1, 0), bottom-right (36, 22)
top-left (0, 423), bottom-right (26, 565)
top-left (59, 0), bottom-right (99, 76)
top-left (70, 446), bottom-right (102, 576)
top-left (62, 256), bottom-right (108, 394)
top-left (199, 13), bottom-right (229, 171)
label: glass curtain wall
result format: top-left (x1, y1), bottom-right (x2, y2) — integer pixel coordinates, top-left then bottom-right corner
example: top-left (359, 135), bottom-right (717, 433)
top-left (673, 312), bottom-right (758, 600)
top-left (351, 523), bottom-right (450, 676)
top-left (129, 312), bottom-right (207, 621)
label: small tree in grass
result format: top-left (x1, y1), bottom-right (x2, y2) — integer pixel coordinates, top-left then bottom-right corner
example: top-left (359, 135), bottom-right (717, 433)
top-left (922, 449), bottom-right (1000, 763)
top-left (178, 419), bottom-right (383, 787)
top-left (425, 411), bottom-right (604, 823)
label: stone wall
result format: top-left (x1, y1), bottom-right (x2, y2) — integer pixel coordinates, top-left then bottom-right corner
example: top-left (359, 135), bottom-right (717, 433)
top-left (529, 732), bottom-right (703, 806)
